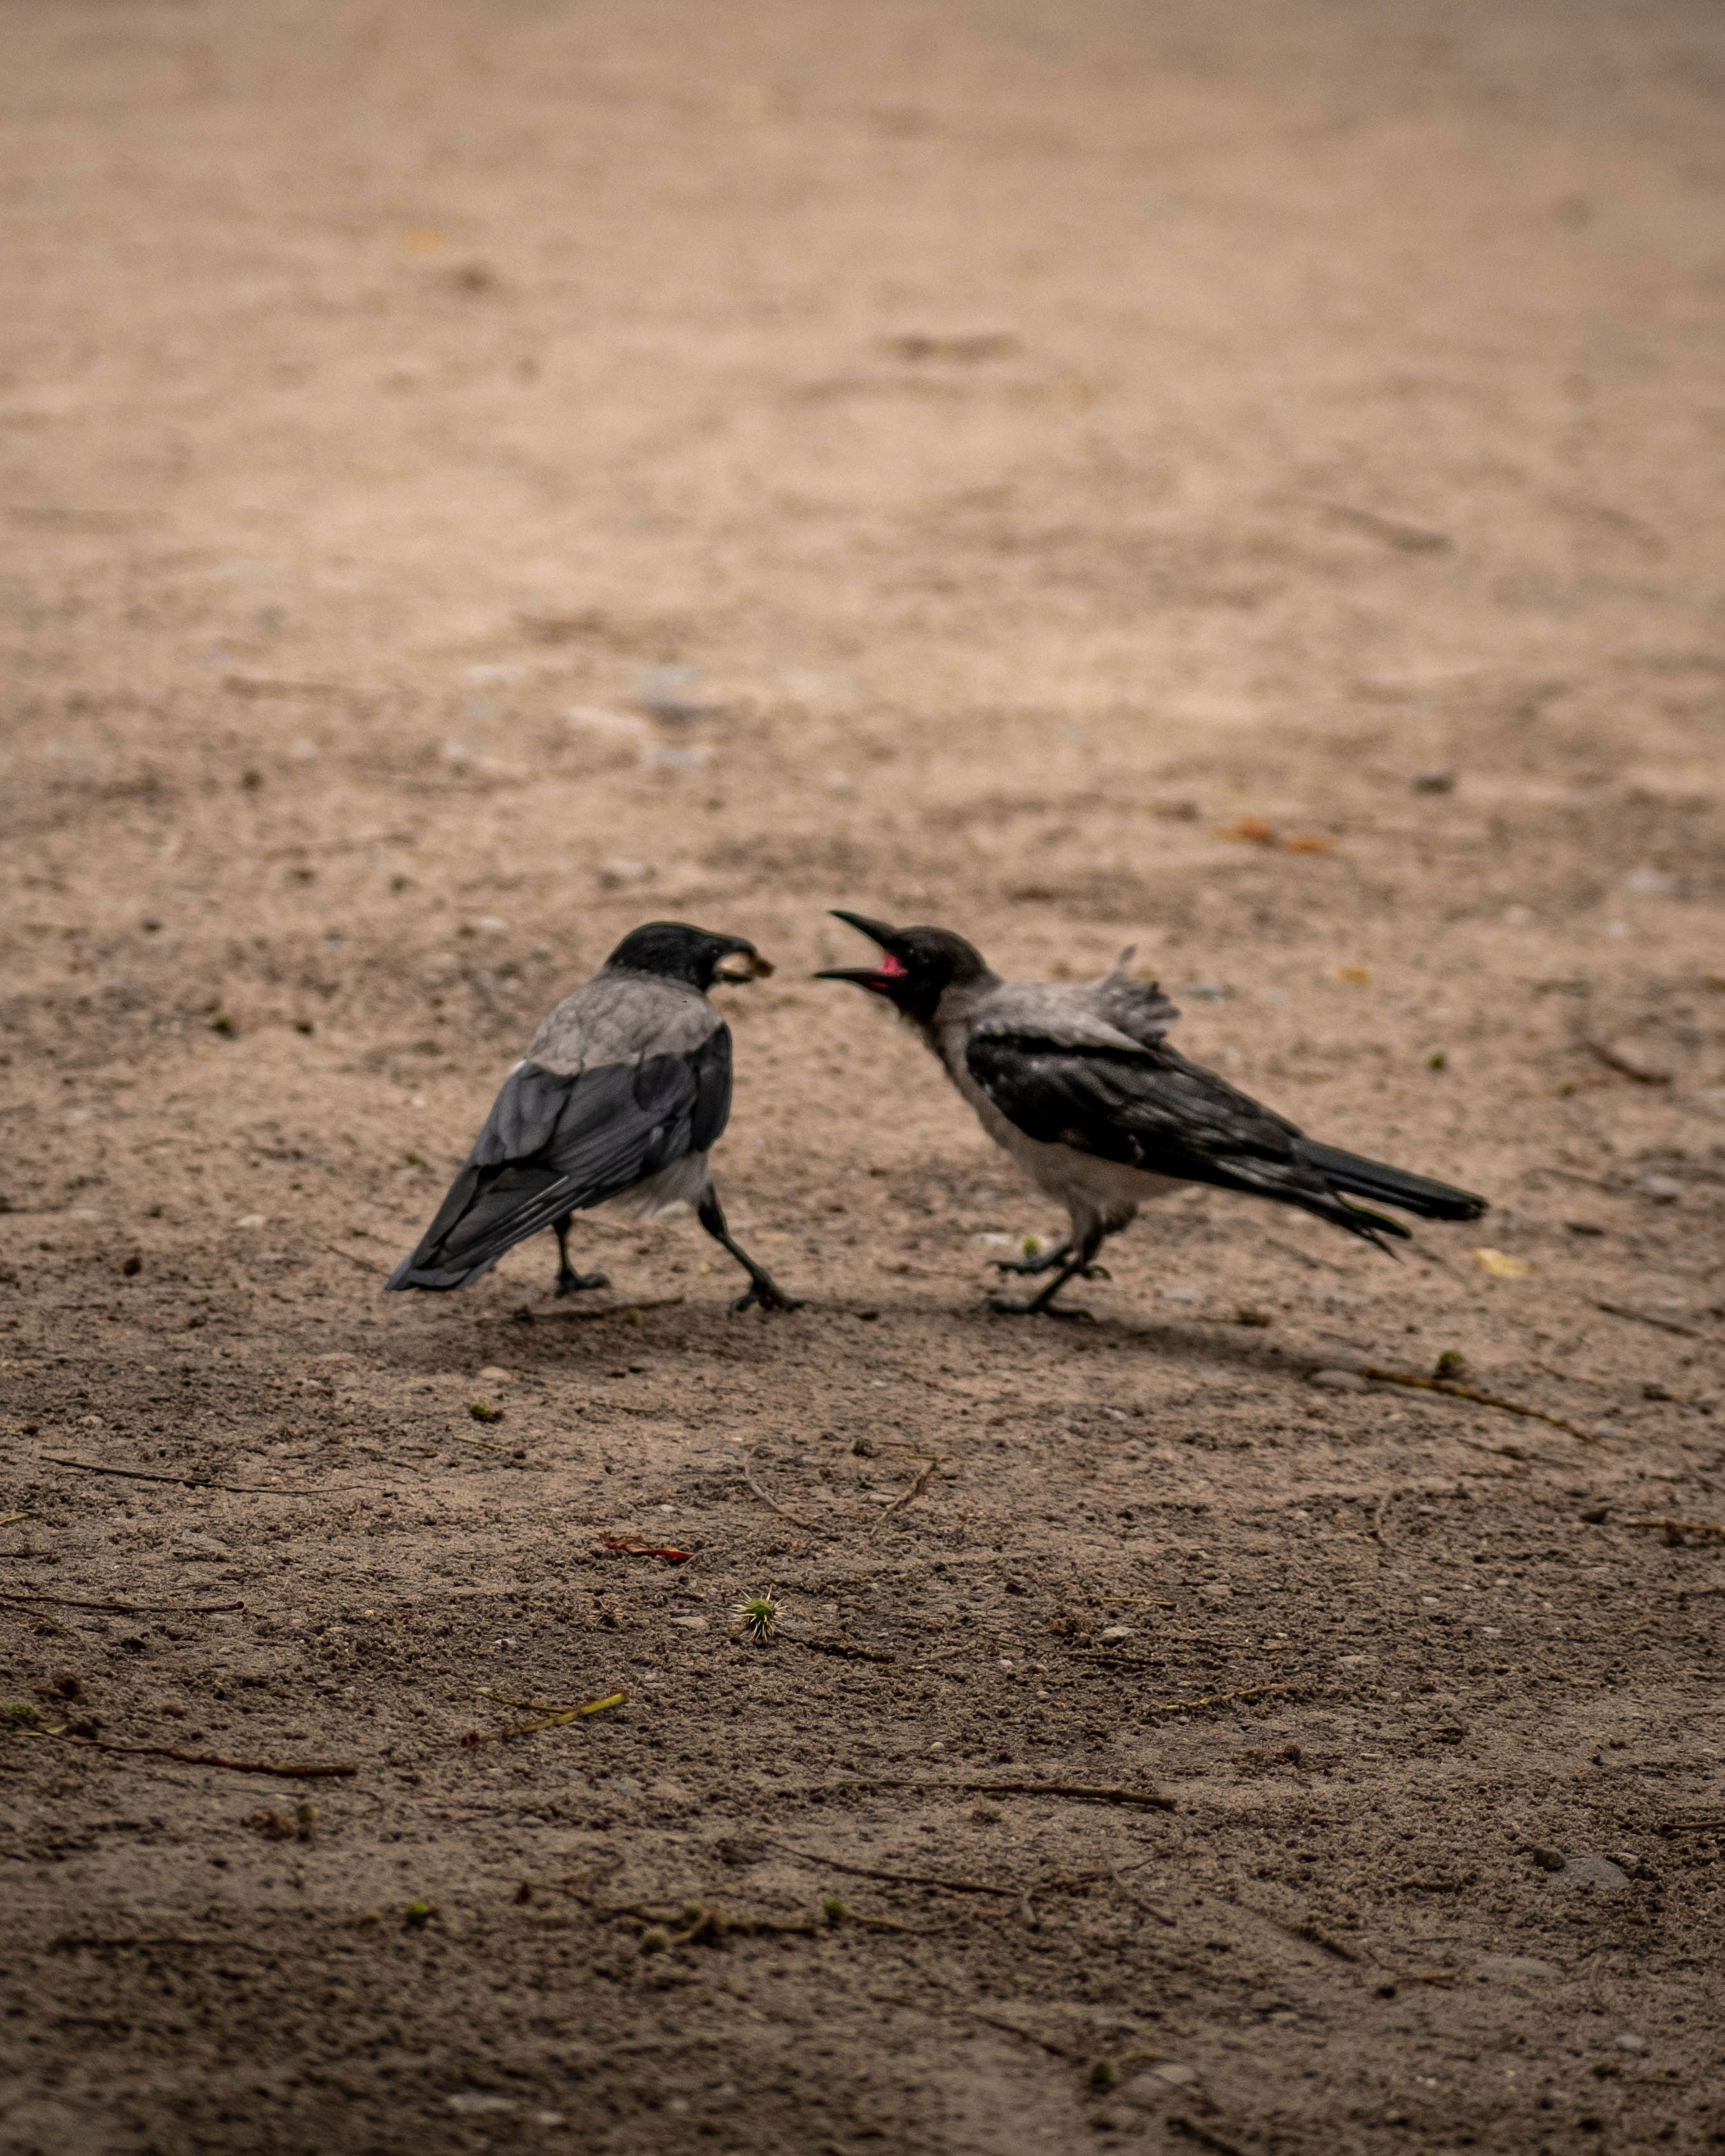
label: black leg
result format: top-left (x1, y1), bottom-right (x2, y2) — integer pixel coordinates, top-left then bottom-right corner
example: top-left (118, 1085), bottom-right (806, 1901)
top-left (552, 1214), bottom-right (609, 1298)
top-left (697, 1188), bottom-right (801, 1313)
top-left (989, 1226), bottom-right (1108, 1320)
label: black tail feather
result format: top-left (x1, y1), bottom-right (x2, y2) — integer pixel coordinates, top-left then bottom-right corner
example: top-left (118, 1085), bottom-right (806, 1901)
top-left (1297, 1140), bottom-right (1487, 1223)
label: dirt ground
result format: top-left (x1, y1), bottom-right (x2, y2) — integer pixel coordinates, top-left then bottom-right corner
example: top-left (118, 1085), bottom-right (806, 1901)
top-left (3, 1), bottom-right (1724, 2150)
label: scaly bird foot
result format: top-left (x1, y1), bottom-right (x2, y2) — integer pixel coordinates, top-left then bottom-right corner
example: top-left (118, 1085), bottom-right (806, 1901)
top-left (731, 1280), bottom-right (803, 1314)
top-left (554, 1269), bottom-right (611, 1298)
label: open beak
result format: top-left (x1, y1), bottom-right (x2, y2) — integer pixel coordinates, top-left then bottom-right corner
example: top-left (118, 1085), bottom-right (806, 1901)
top-left (814, 910), bottom-right (902, 991)
top-left (827, 909), bottom-right (897, 948)
top-left (716, 949), bottom-right (772, 982)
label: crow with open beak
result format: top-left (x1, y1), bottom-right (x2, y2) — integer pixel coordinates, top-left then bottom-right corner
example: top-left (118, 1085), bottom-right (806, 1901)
top-left (388, 922), bottom-right (799, 1312)
top-left (818, 913), bottom-right (1486, 1318)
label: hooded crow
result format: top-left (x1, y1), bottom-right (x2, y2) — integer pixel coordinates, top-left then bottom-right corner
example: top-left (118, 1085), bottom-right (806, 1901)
top-left (818, 913), bottom-right (1486, 1318)
top-left (388, 921), bottom-right (799, 1312)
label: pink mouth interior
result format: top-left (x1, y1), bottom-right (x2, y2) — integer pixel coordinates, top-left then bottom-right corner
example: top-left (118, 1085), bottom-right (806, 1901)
top-left (877, 951), bottom-right (908, 979)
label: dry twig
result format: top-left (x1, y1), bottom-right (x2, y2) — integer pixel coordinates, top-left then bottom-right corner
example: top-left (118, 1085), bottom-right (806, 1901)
top-left (461, 1690), bottom-right (626, 1746)
top-left (1167, 2116), bottom-right (1250, 2156)
top-left (798, 1777), bottom-right (1174, 1811)
top-left (40, 1454), bottom-right (378, 1494)
top-left (12, 1727), bottom-right (355, 1777)
top-left (967, 2010), bottom-right (1087, 2063)
top-left (0, 1589), bottom-right (241, 1616)
top-left (874, 1454), bottom-right (945, 1523)
top-left (736, 1454), bottom-right (827, 1532)
top-left (783, 1634), bottom-right (896, 1665)
top-left (1594, 1301), bottom-right (1703, 1341)
top-left (1361, 1369), bottom-right (1607, 1447)
top-left (766, 1841), bottom-right (1018, 1899)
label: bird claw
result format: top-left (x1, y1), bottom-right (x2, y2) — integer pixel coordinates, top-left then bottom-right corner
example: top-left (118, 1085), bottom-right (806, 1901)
top-left (992, 1254), bottom-right (1062, 1277)
top-left (730, 1282), bottom-right (803, 1314)
top-left (554, 1269), bottom-right (610, 1298)
top-left (987, 1294), bottom-right (1094, 1322)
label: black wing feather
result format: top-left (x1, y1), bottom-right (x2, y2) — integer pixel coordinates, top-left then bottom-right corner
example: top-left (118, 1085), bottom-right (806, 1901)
top-left (966, 1034), bottom-right (1411, 1245)
top-left (388, 1029), bottom-right (732, 1292)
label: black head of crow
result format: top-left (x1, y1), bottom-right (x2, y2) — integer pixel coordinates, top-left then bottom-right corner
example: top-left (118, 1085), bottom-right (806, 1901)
top-left (818, 911), bottom-right (1486, 1318)
top-left (814, 913), bottom-right (992, 1027)
top-left (607, 920), bottom-right (774, 989)
top-left (386, 921), bottom-right (798, 1312)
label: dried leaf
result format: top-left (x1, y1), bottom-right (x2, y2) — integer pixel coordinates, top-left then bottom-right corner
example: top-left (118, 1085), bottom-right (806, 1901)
top-left (1473, 1247), bottom-right (1535, 1279)
top-left (599, 1533), bottom-right (692, 1563)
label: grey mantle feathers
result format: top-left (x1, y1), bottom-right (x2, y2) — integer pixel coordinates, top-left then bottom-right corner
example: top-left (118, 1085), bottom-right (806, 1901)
top-left (818, 912), bottom-right (1486, 1317)
top-left (388, 922), bottom-right (799, 1313)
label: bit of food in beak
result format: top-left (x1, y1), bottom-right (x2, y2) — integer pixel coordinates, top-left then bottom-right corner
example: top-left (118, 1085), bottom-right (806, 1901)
top-left (717, 949), bottom-right (772, 982)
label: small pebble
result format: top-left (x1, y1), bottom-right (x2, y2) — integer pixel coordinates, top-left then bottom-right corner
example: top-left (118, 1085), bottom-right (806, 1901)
top-left (1550, 1856), bottom-right (1630, 1892)
top-left (1308, 1368), bottom-right (1368, 1392)
top-left (1615, 2033), bottom-right (1648, 2054)
top-left (1098, 1624), bottom-right (1135, 1644)
top-left (1639, 1174), bottom-right (1683, 1202)
top-left (1121, 2063), bottom-right (1200, 2107)
top-left (475, 1365), bottom-right (514, 1385)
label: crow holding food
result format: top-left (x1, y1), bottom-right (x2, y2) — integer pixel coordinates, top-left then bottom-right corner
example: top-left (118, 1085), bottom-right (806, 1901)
top-left (388, 922), bottom-right (799, 1312)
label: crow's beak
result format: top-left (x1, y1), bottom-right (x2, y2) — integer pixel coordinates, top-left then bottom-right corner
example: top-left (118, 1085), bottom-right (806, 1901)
top-left (827, 909), bottom-right (898, 947)
top-left (815, 911), bottom-right (903, 991)
top-left (716, 949), bottom-right (772, 982)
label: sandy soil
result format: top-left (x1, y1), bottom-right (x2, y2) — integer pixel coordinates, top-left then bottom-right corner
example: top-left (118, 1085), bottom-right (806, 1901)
top-left (3, 2), bottom-right (1725, 2150)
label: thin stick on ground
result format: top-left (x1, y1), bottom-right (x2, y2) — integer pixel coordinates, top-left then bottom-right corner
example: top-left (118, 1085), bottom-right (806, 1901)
top-left (766, 1841), bottom-right (1020, 1898)
top-left (461, 1690), bottom-right (627, 1746)
top-left (40, 1455), bottom-right (381, 1494)
top-left (1167, 2115), bottom-right (1251, 2156)
top-left (783, 1634), bottom-right (896, 1664)
top-left (797, 1777), bottom-right (1176, 1811)
top-left (1594, 1300), bottom-right (1704, 1340)
top-left (967, 2011), bottom-right (1089, 2064)
top-left (12, 1728), bottom-right (356, 1777)
top-left (1361, 1369), bottom-right (1608, 1447)
top-left (736, 1452), bottom-right (828, 1533)
top-left (0, 1590), bottom-right (243, 1616)
top-left (560, 1888), bottom-right (924, 1939)
top-left (875, 1454), bottom-right (944, 1523)
top-left (0, 1512), bottom-right (32, 1530)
